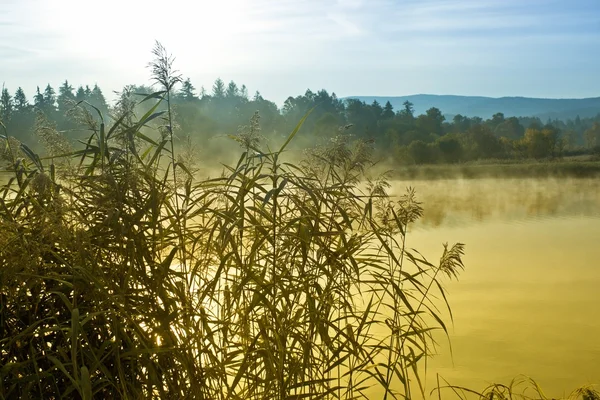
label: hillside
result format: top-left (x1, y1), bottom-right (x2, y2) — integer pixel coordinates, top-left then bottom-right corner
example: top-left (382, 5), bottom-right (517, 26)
top-left (345, 94), bottom-right (600, 121)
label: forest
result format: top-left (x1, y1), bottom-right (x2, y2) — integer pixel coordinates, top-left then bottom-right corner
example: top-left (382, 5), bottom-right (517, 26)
top-left (2, 77), bottom-right (600, 167)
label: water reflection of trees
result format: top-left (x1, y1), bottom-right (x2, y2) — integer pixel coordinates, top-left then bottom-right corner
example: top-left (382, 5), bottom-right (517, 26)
top-left (389, 178), bottom-right (600, 229)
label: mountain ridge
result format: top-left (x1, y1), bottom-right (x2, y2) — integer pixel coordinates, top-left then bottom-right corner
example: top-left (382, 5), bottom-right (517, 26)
top-left (343, 94), bottom-right (600, 121)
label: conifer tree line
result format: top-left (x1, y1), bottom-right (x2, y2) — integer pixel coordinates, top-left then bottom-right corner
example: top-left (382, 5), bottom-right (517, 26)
top-left (2, 78), bottom-right (600, 163)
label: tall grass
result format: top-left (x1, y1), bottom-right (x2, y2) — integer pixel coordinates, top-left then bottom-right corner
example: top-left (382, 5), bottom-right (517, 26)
top-left (0, 46), bottom-right (469, 399)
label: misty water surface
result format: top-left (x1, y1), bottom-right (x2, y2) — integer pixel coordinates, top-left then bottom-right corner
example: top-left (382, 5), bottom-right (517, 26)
top-left (392, 178), bottom-right (600, 396)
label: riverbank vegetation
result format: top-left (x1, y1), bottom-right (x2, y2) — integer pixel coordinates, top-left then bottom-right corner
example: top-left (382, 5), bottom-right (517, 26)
top-left (0, 44), bottom-right (597, 399)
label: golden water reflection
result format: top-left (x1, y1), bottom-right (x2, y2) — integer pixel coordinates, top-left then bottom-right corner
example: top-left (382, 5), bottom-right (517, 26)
top-left (389, 178), bottom-right (600, 230)
top-left (388, 178), bottom-right (600, 397)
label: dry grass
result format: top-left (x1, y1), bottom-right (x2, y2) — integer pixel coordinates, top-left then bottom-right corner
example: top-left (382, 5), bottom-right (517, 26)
top-left (0, 46), bottom-right (465, 400)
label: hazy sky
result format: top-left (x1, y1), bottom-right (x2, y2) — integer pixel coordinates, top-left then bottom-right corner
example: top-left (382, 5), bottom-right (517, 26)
top-left (1, 0), bottom-right (599, 105)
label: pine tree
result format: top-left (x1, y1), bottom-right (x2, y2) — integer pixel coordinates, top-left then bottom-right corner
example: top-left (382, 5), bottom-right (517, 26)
top-left (0, 88), bottom-right (13, 123)
top-left (212, 78), bottom-right (225, 98)
top-left (371, 100), bottom-right (383, 119)
top-left (57, 80), bottom-right (75, 114)
top-left (399, 101), bottom-right (414, 120)
top-left (90, 84), bottom-right (108, 115)
top-left (42, 84), bottom-right (57, 113)
top-left (240, 85), bottom-right (248, 100)
top-left (253, 91), bottom-right (263, 102)
top-left (179, 78), bottom-right (196, 101)
top-left (33, 86), bottom-right (45, 110)
top-left (75, 86), bottom-right (87, 102)
top-left (382, 101), bottom-right (394, 119)
top-left (226, 81), bottom-right (239, 98)
top-left (9, 87), bottom-right (34, 141)
top-left (13, 87), bottom-right (29, 112)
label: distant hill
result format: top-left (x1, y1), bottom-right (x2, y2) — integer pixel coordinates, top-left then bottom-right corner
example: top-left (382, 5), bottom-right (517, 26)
top-left (344, 94), bottom-right (600, 121)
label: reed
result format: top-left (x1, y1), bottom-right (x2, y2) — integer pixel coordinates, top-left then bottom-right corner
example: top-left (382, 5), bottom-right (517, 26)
top-left (0, 45), bottom-right (466, 399)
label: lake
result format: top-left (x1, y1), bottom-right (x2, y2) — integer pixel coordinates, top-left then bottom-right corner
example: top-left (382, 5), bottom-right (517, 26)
top-left (390, 178), bottom-right (600, 397)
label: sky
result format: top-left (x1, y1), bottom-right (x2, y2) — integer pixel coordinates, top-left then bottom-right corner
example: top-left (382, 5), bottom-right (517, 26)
top-left (1, 0), bottom-right (600, 105)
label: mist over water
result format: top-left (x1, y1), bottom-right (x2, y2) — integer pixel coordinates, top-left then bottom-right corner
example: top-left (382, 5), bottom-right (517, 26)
top-left (395, 178), bottom-right (600, 396)
top-left (391, 178), bottom-right (600, 229)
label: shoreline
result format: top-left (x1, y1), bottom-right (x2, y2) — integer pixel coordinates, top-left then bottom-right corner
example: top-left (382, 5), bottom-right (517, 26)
top-left (387, 160), bottom-right (600, 180)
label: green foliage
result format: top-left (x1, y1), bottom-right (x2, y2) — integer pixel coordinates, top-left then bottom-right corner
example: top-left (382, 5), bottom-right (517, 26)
top-left (177, 78), bottom-right (197, 102)
top-left (0, 88), bottom-right (13, 124)
top-left (7, 73), bottom-right (600, 168)
top-left (212, 78), bottom-right (226, 98)
top-left (584, 122), bottom-right (600, 150)
top-left (58, 80), bottom-right (76, 115)
top-left (408, 140), bottom-right (434, 164)
top-left (518, 126), bottom-right (560, 159)
top-left (437, 135), bottom-right (463, 163)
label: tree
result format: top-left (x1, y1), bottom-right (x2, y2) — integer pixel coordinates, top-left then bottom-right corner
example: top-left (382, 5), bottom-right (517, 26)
top-left (43, 84), bottom-right (57, 112)
top-left (562, 129), bottom-right (577, 150)
top-left (212, 78), bottom-right (225, 98)
top-left (398, 101), bottom-right (414, 120)
top-left (253, 91), bottom-right (263, 102)
top-left (8, 87), bottom-right (34, 142)
top-left (466, 124), bottom-right (503, 159)
top-left (0, 88), bottom-right (13, 123)
top-left (584, 122), bottom-right (600, 149)
top-left (178, 78), bottom-right (196, 101)
top-left (33, 86), bottom-right (45, 110)
top-left (371, 100), bottom-right (383, 120)
top-left (521, 126), bottom-right (559, 159)
top-left (240, 85), bottom-right (248, 100)
top-left (226, 81), bottom-right (239, 98)
top-left (75, 86), bottom-right (87, 102)
top-left (57, 80), bottom-right (75, 114)
top-left (314, 112), bottom-right (340, 138)
top-left (13, 87), bottom-right (29, 112)
top-left (382, 101), bottom-right (394, 119)
top-left (489, 112), bottom-right (505, 129)
top-left (344, 98), bottom-right (377, 137)
top-left (416, 107), bottom-right (445, 137)
top-left (437, 135), bottom-right (463, 163)
top-left (89, 84), bottom-right (108, 116)
top-left (494, 117), bottom-right (524, 140)
top-left (452, 114), bottom-right (471, 133)
top-left (408, 140), bottom-right (432, 164)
